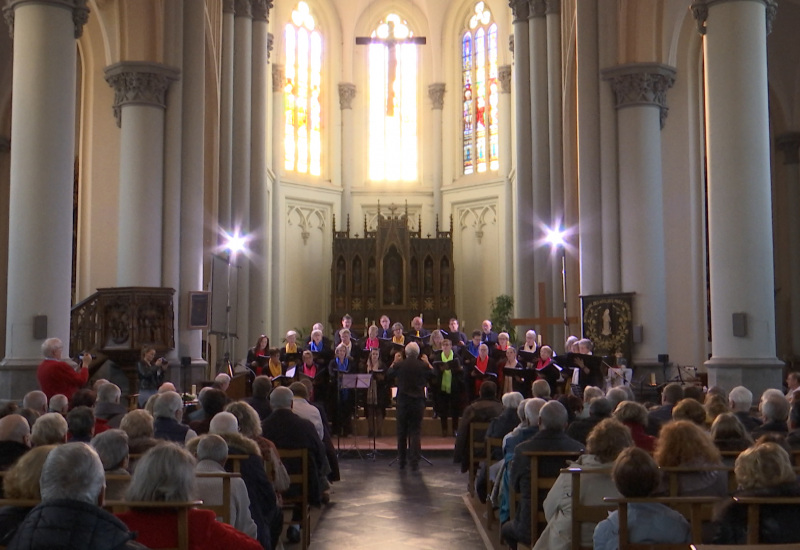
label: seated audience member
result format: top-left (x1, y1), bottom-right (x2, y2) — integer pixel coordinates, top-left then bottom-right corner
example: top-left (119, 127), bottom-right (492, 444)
top-left (48, 394), bottom-right (69, 415)
top-left (7, 442), bottom-right (146, 550)
top-left (729, 385), bottom-right (762, 432)
top-left (288, 382), bottom-right (325, 441)
top-left (751, 395), bottom-right (790, 439)
top-left (557, 393), bottom-right (584, 424)
top-left (298, 378), bottom-right (341, 483)
top-left (116, 443), bottom-right (261, 550)
top-left (153, 392), bottom-right (197, 445)
top-left (502, 400), bottom-right (585, 550)
top-left (194, 434), bottom-right (258, 540)
top-left (713, 442), bottom-right (800, 544)
top-left (710, 412), bottom-right (753, 457)
top-left (30, 412), bottom-right (68, 446)
top-left (653, 420), bottom-right (728, 497)
top-left (672, 398), bottom-right (708, 427)
top-left (531, 380), bottom-right (551, 400)
top-left (36, 337), bottom-right (91, 401)
top-left (646, 382), bottom-right (683, 436)
top-left (189, 388), bottom-right (228, 435)
top-left (576, 386), bottom-right (604, 419)
top-left (0, 445), bottom-right (57, 544)
top-left (245, 376), bottom-right (273, 421)
top-left (90, 429), bottom-right (130, 500)
top-left (119, 409), bottom-right (159, 468)
top-left (683, 385), bottom-right (706, 403)
top-left (454, 381), bottom-right (504, 473)
top-left (0, 403), bottom-right (19, 420)
top-left (205, 412), bottom-right (281, 549)
top-left (70, 388), bottom-right (97, 410)
top-left (704, 393), bottom-right (730, 424)
top-left (186, 387), bottom-right (210, 423)
top-left (604, 387), bottom-right (628, 412)
top-left (21, 391), bottom-right (47, 416)
top-left (94, 383), bottom-right (127, 430)
top-left (212, 373), bottom-right (231, 393)
top-left (15, 409), bottom-right (39, 431)
top-left (0, 415), bottom-right (31, 471)
top-left (67, 406), bottom-right (95, 442)
top-left (566, 397), bottom-right (612, 445)
top-left (487, 392), bottom-right (525, 448)
top-left (593, 447), bottom-right (691, 550)
top-left (786, 371), bottom-right (800, 403)
top-left (158, 382), bottom-right (177, 393)
top-left (613, 401), bottom-right (657, 453)
top-left (786, 401), bottom-right (800, 450)
top-left (534, 419), bottom-right (633, 550)
top-left (223, 401), bottom-right (290, 494)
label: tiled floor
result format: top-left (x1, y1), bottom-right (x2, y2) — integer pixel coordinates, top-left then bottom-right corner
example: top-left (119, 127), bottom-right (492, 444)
top-left (301, 450), bottom-right (492, 550)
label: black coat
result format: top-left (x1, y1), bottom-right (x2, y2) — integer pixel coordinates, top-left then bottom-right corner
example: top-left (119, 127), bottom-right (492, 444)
top-left (713, 482), bottom-right (800, 544)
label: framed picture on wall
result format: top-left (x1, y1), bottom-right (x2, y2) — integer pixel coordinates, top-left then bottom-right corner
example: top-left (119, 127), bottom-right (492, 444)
top-left (188, 291), bottom-right (211, 330)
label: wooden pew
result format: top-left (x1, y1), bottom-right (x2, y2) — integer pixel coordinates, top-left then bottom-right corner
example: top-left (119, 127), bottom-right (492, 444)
top-left (566, 467), bottom-right (615, 550)
top-left (277, 447), bottom-right (311, 550)
top-left (732, 495), bottom-right (800, 545)
top-left (106, 500), bottom-right (203, 550)
top-left (484, 436), bottom-right (504, 531)
top-left (523, 450), bottom-right (583, 547)
top-left (467, 421), bottom-right (490, 498)
top-left (195, 471), bottom-right (241, 524)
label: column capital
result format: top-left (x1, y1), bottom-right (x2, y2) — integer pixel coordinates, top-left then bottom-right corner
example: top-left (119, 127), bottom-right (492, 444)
top-left (777, 132), bottom-right (800, 165)
top-left (338, 83), bottom-right (357, 110)
top-left (267, 32), bottom-right (274, 62)
top-left (691, 0), bottom-right (777, 36)
top-left (499, 65), bottom-right (512, 93)
top-left (4, 0), bottom-right (90, 39)
top-left (234, 0), bottom-right (252, 18)
top-left (545, 0), bottom-right (560, 15)
top-left (602, 63), bottom-right (676, 129)
top-left (528, 0), bottom-right (546, 19)
top-left (508, 0), bottom-right (529, 22)
top-left (428, 83), bottom-right (446, 110)
top-left (272, 64), bottom-right (284, 93)
top-left (104, 61), bottom-right (180, 127)
top-left (0, 136), bottom-right (9, 153)
top-left (251, 0), bottom-right (272, 22)
top-left (222, 0), bottom-right (235, 15)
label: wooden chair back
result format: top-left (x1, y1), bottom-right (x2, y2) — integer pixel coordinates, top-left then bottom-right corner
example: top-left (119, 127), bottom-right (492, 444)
top-left (731, 495), bottom-right (800, 545)
top-left (277, 447), bottom-right (311, 550)
top-left (105, 500), bottom-right (202, 550)
top-left (692, 545), bottom-right (800, 550)
top-left (195, 471), bottom-right (241, 524)
top-left (104, 473), bottom-right (131, 501)
top-left (226, 453), bottom-right (249, 473)
top-left (523, 450), bottom-right (583, 545)
top-left (484, 436), bottom-right (504, 531)
top-left (566, 467), bottom-right (615, 550)
top-left (468, 421), bottom-right (490, 497)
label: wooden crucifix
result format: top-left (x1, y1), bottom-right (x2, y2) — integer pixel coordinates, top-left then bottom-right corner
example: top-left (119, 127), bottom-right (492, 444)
top-left (512, 282), bottom-right (582, 343)
top-left (356, 21), bottom-right (426, 116)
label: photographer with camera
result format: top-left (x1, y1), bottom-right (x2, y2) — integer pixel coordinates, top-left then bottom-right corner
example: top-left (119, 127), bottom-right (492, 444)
top-left (137, 346), bottom-right (168, 408)
top-left (37, 337), bottom-right (91, 400)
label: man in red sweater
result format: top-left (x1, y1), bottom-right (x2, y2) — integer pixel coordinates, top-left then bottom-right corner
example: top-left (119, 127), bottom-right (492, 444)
top-left (37, 337), bottom-right (90, 400)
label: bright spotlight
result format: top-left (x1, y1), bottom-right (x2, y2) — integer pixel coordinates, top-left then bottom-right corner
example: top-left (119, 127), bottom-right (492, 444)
top-left (223, 230), bottom-right (247, 255)
top-left (545, 226), bottom-right (567, 248)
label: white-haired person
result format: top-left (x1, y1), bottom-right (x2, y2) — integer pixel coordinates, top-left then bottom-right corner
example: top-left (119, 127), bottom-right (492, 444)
top-left (94, 383), bottom-right (127, 430)
top-left (90, 429), bottom-right (130, 500)
top-left (116, 443), bottom-right (261, 550)
top-left (152, 391), bottom-right (197, 444)
top-left (36, 337), bottom-right (91, 401)
top-left (119, 409), bottom-right (159, 469)
top-left (8, 442), bottom-right (147, 550)
top-left (47, 394), bottom-right (69, 415)
top-left (280, 330), bottom-right (301, 371)
top-left (30, 412), bottom-right (67, 447)
top-left (194, 434), bottom-right (258, 540)
top-left (21, 391), bottom-right (47, 416)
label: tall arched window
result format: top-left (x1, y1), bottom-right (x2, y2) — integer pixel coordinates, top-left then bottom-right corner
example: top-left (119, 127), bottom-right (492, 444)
top-left (285, 1), bottom-right (322, 176)
top-left (368, 14), bottom-right (419, 182)
top-left (462, 2), bottom-right (498, 175)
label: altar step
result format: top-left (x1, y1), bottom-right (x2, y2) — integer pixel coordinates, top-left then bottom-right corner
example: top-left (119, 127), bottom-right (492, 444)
top-left (347, 406), bottom-right (459, 438)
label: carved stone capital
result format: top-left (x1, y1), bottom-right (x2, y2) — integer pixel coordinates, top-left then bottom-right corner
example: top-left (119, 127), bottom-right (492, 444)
top-left (691, 0), bottom-right (777, 36)
top-left (4, 0), bottom-right (90, 39)
top-left (267, 32), bottom-right (274, 62)
top-left (545, 0), bottom-right (560, 15)
top-left (338, 83), bottom-right (357, 110)
top-left (251, 0), bottom-right (272, 22)
top-left (602, 63), bottom-right (677, 129)
top-left (508, 0), bottom-right (529, 22)
top-left (272, 64), bottom-right (285, 93)
top-left (234, 0), bottom-right (251, 18)
top-left (104, 61), bottom-right (180, 128)
top-left (0, 136), bottom-right (9, 153)
top-left (499, 65), bottom-right (512, 93)
top-left (777, 132), bottom-right (800, 165)
top-left (222, 0), bottom-right (235, 15)
top-left (528, 0), bottom-right (546, 19)
top-left (428, 83), bottom-right (446, 110)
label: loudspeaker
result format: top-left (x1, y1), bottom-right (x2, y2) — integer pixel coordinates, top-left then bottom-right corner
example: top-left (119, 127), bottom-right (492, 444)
top-left (732, 312), bottom-right (747, 337)
top-left (33, 315), bottom-right (47, 340)
top-left (181, 356), bottom-right (191, 367)
top-left (632, 324), bottom-right (643, 343)
top-left (657, 354), bottom-right (669, 364)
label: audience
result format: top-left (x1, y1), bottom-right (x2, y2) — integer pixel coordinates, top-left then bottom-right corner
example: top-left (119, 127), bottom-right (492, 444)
top-left (613, 401), bottom-right (656, 452)
top-left (0, 445), bottom-right (57, 544)
top-left (751, 394), bottom-right (790, 439)
top-left (0, 415), bottom-right (31, 471)
top-left (189, 388), bottom-right (228, 435)
top-left (566, 397), bottom-right (612, 445)
top-left (30, 413), bottom-right (67, 446)
top-left (647, 382), bottom-right (683, 436)
top-left (152, 391), bottom-right (197, 444)
top-left (654, 420), bottom-right (728, 497)
top-left (454, 381), bottom-right (503, 473)
top-left (90, 429), bottom-right (130, 500)
top-left (729, 385), bottom-right (762, 432)
top-left (671, 398), bottom-right (708, 427)
top-left (787, 401), bottom-right (800, 449)
top-left (245, 376), bottom-right (273, 421)
top-left (47, 394), bottom-right (69, 415)
top-left (119, 409), bottom-right (159, 468)
top-left (21, 391), bottom-right (47, 416)
top-left (704, 393), bottom-right (730, 424)
top-left (66, 406), bottom-right (95, 442)
top-left (94, 383), bottom-right (127, 430)
top-left (709, 412), bottom-right (753, 456)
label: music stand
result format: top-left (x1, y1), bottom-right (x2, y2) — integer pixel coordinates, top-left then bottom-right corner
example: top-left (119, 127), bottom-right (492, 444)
top-left (337, 373), bottom-right (371, 459)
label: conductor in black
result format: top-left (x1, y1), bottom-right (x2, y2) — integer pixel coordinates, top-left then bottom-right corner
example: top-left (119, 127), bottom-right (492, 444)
top-left (386, 341), bottom-right (434, 470)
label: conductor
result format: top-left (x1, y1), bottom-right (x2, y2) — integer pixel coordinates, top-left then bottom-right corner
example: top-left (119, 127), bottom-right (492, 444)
top-left (386, 342), bottom-right (433, 471)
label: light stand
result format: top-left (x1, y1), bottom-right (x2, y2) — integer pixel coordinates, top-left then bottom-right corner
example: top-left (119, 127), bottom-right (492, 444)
top-left (546, 226), bottom-right (569, 345)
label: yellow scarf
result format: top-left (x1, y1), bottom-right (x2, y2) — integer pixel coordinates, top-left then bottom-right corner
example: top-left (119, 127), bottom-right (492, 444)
top-left (441, 350), bottom-right (454, 393)
top-left (392, 335), bottom-right (405, 345)
top-left (269, 359), bottom-right (282, 378)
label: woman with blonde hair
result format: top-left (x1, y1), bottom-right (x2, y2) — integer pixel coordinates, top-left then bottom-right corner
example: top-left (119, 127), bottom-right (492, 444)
top-left (654, 420), bottom-right (727, 496)
top-left (0, 445), bottom-right (57, 544)
top-left (710, 412), bottom-right (752, 456)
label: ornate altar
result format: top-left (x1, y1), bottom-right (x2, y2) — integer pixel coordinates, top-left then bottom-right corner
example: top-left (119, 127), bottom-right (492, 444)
top-left (330, 206), bottom-right (456, 333)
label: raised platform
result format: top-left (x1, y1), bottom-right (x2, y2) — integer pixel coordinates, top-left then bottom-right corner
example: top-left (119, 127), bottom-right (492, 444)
top-left (350, 405), bottom-right (459, 438)
top-left (333, 433), bottom-right (457, 454)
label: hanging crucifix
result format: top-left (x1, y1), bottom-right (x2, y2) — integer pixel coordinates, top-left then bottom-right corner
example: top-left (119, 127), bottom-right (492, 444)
top-left (356, 19), bottom-right (426, 116)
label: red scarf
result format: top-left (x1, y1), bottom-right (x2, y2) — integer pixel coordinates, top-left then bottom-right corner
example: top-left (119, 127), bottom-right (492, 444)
top-left (536, 358), bottom-right (552, 371)
top-left (366, 337), bottom-right (379, 350)
top-left (476, 356), bottom-right (489, 374)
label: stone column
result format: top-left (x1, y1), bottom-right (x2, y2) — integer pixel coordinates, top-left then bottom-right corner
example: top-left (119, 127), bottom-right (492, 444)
top-left (428, 83), bottom-right (445, 223)
top-left (603, 63), bottom-right (674, 367)
top-left (249, 0), bottom-right (271, 345)
top-left (692, 0), bottom-right (782, 395)
top-left (0, 0), bottom-right (88, 398)
top-left (509, 0), bottom-right (534, 320)
top-left (232, 0), bottom-right (253, 355)
top-left (498, 65), bottom-right (513, 295)
top-left (218, 0), bottom-right (235, 234)
top-left (546, 0), bottom-right (564, 327)
top-left (270, 64), bottom-right (285, 338)
top-left (777, 133), bottom-right (800, 359)
top-left (339, 83), bottom-right (356, 222)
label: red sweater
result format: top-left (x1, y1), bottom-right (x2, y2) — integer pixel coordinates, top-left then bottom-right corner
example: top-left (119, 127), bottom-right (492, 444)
top-left (37, 359), bottom-right (89, 399)
top-left (117, 508), bottom-right (261, 550)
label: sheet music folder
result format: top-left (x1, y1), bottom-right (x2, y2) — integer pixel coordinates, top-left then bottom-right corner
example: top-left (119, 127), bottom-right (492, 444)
top-left (340, 373), bottom-right (371, 389)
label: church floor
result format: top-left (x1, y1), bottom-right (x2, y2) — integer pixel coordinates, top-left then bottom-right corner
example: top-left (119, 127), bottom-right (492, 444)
top-left (288, 449), bottom-right (496, 550)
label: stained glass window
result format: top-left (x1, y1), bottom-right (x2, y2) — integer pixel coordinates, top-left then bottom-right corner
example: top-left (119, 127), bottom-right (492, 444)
top-left (463, 2), bottom-right (498, 175)
top-left (368, 14), bottom-right (418, 182)
top-left (285, 2), bottom-right (322, 176)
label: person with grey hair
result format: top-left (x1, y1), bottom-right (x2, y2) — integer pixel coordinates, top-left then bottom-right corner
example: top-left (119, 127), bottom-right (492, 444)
top-left (95, 383), bottom-right (127, 430)
top-left (245, 375), bottom-right (273, 421)
top-left (30, 412), bottom-right (68, 447)
top-left (476, 392), bottom-right (524, 502)
top-left (48, 394), bottom-right (69, 415)
top-left (386, 341), bottom-right (434, 471)
top-left (288, 382), bottom-right (325, 441)
top-left (502, 401), bottom-right (584, 549)
top-left (152, 391), bottom-right (197, 445)
top-left (22, 391), bottom-right (47, 415)
top-left (6, 442), bottom-right (147, 550)
top-left (729, 385), bottom-right (762, 432)
top-left (36, 337), bottom-right (91, 400)
top-left (212, 373), bottom-right (231, 392)
top-left (91, 429), bottom-right (130, 500)
top-left (194, 434), bottom-right (258, 540)
top-left (0, 414), bottom-right (31, 471)
top-left (752, 395), bottom-right (790, 439)
top-left (605, 387), bottom-right (628, 411)
top-left (116, 443), bottom-right (261, 550)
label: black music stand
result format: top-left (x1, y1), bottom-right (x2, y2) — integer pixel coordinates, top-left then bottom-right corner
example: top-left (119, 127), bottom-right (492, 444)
top-left (337, 373), bottom-right (371, 459)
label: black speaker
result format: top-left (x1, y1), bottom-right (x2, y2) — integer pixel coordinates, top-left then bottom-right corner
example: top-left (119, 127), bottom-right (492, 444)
top-left (732, 312), bottom-right (747, 337)
top-left (33, 315), bottom-right (47, 340)
top-left (181, 356), bottom-right (191, 367)
top-left (657, 354), bottom-right (669, 364)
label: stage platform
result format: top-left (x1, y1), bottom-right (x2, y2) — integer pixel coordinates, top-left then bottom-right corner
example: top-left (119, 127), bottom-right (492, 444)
top-left (333, 433), bottom-right (458, 454)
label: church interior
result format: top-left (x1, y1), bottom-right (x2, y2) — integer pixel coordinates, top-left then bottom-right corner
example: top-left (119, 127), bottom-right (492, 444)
top-left (1, 0), bottom-right (799, 401)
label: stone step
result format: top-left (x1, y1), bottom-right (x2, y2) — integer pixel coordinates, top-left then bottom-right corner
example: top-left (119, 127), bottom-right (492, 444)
top-left (349, 415), bottom-right (458, 438)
